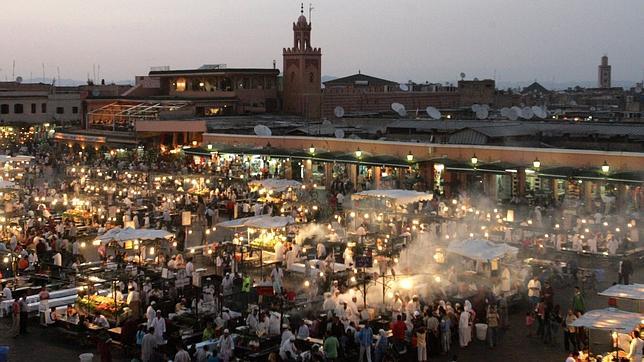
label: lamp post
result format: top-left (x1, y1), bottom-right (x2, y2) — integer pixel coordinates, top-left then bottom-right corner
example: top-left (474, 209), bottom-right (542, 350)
top-left (602, 161), bottom-right (610, 174)
top-left (471, 154), bottom-right (478, 167)
top-left (309, 144), bottom-right (315, 155)
top-left (406, 151), bottom-right (414, 162)
top-left (533, 158), bottom-right (541, 170)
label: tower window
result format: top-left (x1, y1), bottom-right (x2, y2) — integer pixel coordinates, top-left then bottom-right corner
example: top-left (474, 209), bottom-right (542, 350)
top-left (309, 73), bottom-right (314, 83)
top-left (14, 104), bottom-right (24, 114)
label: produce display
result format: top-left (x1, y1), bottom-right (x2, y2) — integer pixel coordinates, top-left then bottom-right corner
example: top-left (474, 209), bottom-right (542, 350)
top-left (76, 294), bottom-right (127, 318)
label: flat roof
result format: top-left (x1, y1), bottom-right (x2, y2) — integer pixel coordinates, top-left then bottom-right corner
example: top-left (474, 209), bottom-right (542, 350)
top-left (149, 68), bottom-right (280, 76)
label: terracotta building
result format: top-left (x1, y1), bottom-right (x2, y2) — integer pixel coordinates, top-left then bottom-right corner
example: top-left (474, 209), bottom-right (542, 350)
top-left (282, 5), bottom-right (322, 119)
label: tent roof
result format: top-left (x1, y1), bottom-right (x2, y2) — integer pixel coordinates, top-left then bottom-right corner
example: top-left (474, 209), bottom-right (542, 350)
top-left (598, 283), bottom-right (644, 301)
top-left (248, 179), bottom-right (301, 192)
top-left (352, 189), bottom-right (433, 206)
top-left (447, 239), bottom-right (518, 261)
top-left (95, 227), bottom-right (173, 243)
top-left (570, 307), bottom-right (644, 332)
top-left (217, 215), bottom-right (294, 229)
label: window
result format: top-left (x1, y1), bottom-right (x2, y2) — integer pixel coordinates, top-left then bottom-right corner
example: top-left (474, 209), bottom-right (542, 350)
top-left (72, 106), bottom-right (79, 114)
top-left (14, 104), bottom-right (24, 114)
top-left (0, 104), bottom-right (8, 114)
top-left (175, 78), bottom-right (186, 92)
top-left (31, 103), bottom-right (36, 114)
top-left (309, 72), bottom-right (314, 83)
top-left (56, 107), bottom-right (64, 114)
top-left (41, 103), bottom-right (47, 113)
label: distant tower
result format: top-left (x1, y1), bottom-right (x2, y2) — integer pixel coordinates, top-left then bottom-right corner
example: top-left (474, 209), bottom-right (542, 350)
top-left (282, 3), bottom-right (322, 119)
top-left (598, 55), bottom-right (611, 88)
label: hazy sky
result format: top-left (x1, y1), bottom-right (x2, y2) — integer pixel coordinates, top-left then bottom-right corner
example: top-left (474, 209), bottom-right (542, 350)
top-left (2, 0), bottom-right (643, 85)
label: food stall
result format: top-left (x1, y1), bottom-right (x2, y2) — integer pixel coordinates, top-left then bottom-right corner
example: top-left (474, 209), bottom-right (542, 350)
top-left (570, 307), bottom-right (644, 361)
top-left (445, 239), bottom-right (526, 303)
top-left (93, 226), bottom-right (174, 263)
top-left (598, 283), bottom-right (644, 313)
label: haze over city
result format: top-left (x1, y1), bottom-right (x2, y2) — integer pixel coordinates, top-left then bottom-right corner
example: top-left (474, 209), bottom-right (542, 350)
top-left (2, 0), bottom-right (644, 87)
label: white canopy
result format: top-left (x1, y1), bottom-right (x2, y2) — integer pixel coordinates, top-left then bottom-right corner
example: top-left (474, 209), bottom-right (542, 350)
top-left (447, 239), bottom-right (518, 261)
top-left (217, 215), bottom-right (294, 229)
top-left (351, 189), bottom-right (433, 206)
top-left (570, 307), bottom-right (644, 332)
top-left (248, 179), bottom-right (302, 193)
top-left (94, 227), bottom-right (173, 244)
top-left (0, 155), bottom-right (34, 163)
top-left (0, 180), bottom-right (16, 189)
top-left (598, 283), bottom-right (644, 301)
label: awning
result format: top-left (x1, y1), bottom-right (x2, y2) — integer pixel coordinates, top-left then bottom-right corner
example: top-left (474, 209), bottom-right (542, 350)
top-left (570, 307), bottom-right (644, 332)
top-left (217, 215), bottom-right (294, 229)
top-left (598, 283), bottom-right (644, 301)
top-left (351, 189), bottom-right (433, 206)
top-left (447, 239), bottom-right (518, 261)
top-left (94, 227), bottom-right (174, 244)
top-left (248, 179), bottom-right (302, 193)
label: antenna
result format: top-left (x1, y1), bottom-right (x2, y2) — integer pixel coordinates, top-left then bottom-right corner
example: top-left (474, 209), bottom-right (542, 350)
top-left (309, 3), bottom-right (314, 22)
top-left (12, 60), bottom-right (15, 80)
top-left (57, 66), bottom-right (61, 84)
top-left (42, 63), bottom-right (45, 82)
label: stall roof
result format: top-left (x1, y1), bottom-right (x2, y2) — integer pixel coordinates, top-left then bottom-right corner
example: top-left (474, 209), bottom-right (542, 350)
top-left (447, 239), bottom-right (518, 261)
top-left (248, 179), bottom-right (302, 192)
top-left (95, 227), bottom-right (174, 244)
top-left (598, 283), bottom-right (644, 301)
top-left (570, 307), bottom-right (644, 332)
top-left (352, 189), bottom-right (433, 206)
top-left (217, 215), bottom-right (294, 229)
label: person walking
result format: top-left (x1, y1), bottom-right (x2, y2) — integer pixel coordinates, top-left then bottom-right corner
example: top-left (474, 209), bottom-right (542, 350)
top-left (563, 309), bottom-right (578, 352)
top-left (486, 305), bottom-right (500, 348)
top-left (19, 296), bottom-right (28, 334)
top-left (357, 322), bottom-right (373, 362)
top-left (619, 258), bottom-right (633, 285)
top-left (10, 298), bottom-right (20, 337)
top-left (571, 287), bottom-right (585, 314)
top-left (323, 331), bottom-right (340, 362)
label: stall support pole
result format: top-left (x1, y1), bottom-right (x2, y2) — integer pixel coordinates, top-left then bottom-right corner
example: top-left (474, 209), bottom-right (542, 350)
top-left (362, 267), bottom-right (367, 308)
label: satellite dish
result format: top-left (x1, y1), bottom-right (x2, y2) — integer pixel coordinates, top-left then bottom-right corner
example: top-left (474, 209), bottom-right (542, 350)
top-left (92, 89), bottom-right (100, 97)
top-left (254, 124), bottom-right (272, 137)
top-left (500, 108), bottom-right (510, 118)
top-left (460, 72), bottom-right (466, 80)
top-left (333, 106), bottom-right (345, 118)
top-left (475, 108), bottom-right (489, 120)
top-left (426, 106), bottom-right (441, 120)
top-left (399, 83), bottom-right (409, 91)
top-left (15, 76), bottom-right (23, 83)
top-left (334, 129), bottom-right (345, 138)
top-left (521, 107), bottom-right (534, 119)
top-left (480, 104), bottom-right (490, 111)
top-left (322, 119), bottom-right (332, 126)
top-left (532, 106), bottom-right (547, 119)
top-left (471, 104), bottom-right (481, 112)
top-left (508, 107), bottom-right (520, 121)
top-left (391, 103), bottom-right (407, 117)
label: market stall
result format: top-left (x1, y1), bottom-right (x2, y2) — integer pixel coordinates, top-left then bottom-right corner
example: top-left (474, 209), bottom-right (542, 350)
top-left (571, 307), bottom-right (644, 361)
top-left (598, 283), bottom-right (644, 313)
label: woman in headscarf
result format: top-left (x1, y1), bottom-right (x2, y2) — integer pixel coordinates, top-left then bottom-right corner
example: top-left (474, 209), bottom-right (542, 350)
top-left (459, 304), bottom-right (472, 347)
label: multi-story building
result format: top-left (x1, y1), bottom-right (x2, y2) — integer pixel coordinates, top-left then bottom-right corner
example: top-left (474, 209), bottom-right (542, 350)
top-left (321, 73), bottom-right (459, 117)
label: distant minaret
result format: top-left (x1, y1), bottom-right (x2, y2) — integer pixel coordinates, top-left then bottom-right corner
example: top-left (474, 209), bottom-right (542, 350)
top-left (598, 55), bottom-right (611, 88)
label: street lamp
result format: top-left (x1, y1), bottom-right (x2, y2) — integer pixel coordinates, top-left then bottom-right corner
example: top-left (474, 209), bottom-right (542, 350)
top-left (471, 154), bottom-right (478, 166)
top-left (355, 148), bottom-right (362, 159)
top-left (309, 144), bottom-right (315, 155)
top-left (533, 158), bottom-right (541, 169)
top-left (406, 151), bottom-right (414, 162)
top-left (601, 161), bottom-right (610, 174)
